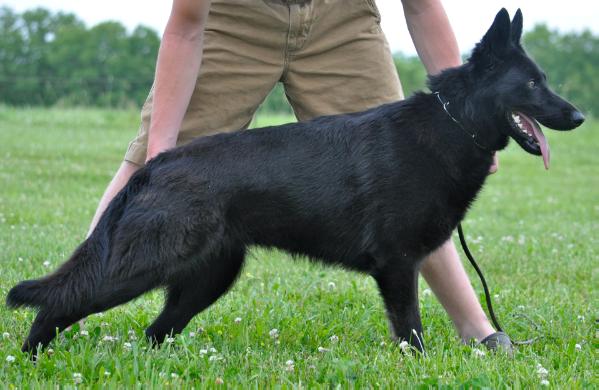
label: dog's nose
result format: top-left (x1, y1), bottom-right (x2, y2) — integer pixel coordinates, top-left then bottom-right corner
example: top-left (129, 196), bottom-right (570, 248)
top-left (571, 111), bottom-right (585, 126)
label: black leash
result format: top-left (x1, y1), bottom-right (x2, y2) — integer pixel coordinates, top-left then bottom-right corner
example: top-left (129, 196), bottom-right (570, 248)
top-left (434, 92), bottom-right (541, 342)
top-left (458, 224), bottom-right (544, 345)
top-left (457, 223), bottom-right (503, 332)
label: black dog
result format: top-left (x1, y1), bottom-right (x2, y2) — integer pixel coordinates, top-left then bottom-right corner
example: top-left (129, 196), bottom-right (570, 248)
top-left (7, 9), bottom-right (584, 353)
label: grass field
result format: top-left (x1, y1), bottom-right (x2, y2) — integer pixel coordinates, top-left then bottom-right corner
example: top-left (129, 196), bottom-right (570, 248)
top-left (0, 107), bottom-right (596, 388)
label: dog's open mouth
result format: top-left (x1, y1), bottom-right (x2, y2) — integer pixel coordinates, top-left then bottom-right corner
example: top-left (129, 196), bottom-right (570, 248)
top-left (508, 111), bottom-right (550, 169)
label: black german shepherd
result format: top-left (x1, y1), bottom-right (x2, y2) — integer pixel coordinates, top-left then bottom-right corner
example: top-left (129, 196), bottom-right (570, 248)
top-left (7, 9), bottom-right (584, 353)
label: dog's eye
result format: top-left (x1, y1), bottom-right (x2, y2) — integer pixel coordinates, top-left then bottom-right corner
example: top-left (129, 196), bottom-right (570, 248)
top-left (527, 80), bottom-right (536, 89)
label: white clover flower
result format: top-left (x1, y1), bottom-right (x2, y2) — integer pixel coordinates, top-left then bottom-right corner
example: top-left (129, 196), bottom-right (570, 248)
top-left (200, 349), bottom-right (208, 355)
top-left (165, 337), bottom-right (175, 344)
top-left (43, 260), bottom-right (51, 267)
top-left (575, 343), bottom-right (582, 351)
top-left (209, 347), bottom-right (217, 353)
top-left (2, 332), bottom-right (9, 339)
top-left (536, 364), bottom-right (549, 377)
top-left (17, 257), bottom-right (23, 262)
top-left (6, 355), bottom-right (15, 363)
top-left (73, 373), bottom-right (83, 384)
top-left (329, 335), bottom-right (339, 343)
top-left (327, 281), bottom-right (336, 290)
top-left (541, 379), bottom-right (549, 386)
top-left (170, 373), bottom-right (179, 379)
top-left (285, 360), bottom-right (295, 372)
top-left (422, 288), bottom-right (432, 297)
top-left (269, 328), bottom-right (279, 339)
top-left (209, 355), bottom-right (223, 361)
top-left (380, 341), bottom-right (386, 347)
top-left (104, 371), bottom-right (111, 377)
top-left (472, 348), bottom-right (486, 357)
top-left (79, 330), bottom-right (89, 337)
top-left (399, 340), bottom-right (410, 353)
top-left (189, 332), bottom-right (196, 338)
top-left (234, 317), bottom-right (242, 324)
top-left (102, 335), bottom-right (115, 342)
top-left (577, 315), bottom-right (585, 321)
top-left (317, 346), bottom-right (330, 353)
top-left (123, 342), bottom-right (132, 350)
top-left (47, 348), bottom-right (54, 356)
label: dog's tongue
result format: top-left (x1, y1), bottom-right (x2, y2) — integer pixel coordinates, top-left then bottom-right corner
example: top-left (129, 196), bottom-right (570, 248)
top-left (518, 112), bottom-right (550, 170)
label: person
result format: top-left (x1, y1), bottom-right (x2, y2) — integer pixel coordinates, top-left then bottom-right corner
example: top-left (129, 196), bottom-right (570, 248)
top-left (88, 0), bottom-right (511, 350)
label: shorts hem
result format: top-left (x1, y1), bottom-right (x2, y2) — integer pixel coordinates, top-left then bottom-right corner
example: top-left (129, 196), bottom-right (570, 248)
top-left (124, 141), bottom-right (147, 167)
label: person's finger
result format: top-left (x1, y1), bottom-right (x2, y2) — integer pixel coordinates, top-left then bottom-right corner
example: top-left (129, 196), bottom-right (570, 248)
top-left (489, 153), bottom-right (499, 174)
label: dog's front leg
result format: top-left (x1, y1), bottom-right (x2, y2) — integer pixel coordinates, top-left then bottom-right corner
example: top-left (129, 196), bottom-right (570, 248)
top-left (373, 260), bottom-right (424, 352)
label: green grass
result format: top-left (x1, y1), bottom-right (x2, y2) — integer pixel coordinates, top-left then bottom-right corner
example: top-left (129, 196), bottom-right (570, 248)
top-left (0, 107), bottom-right (596, 388)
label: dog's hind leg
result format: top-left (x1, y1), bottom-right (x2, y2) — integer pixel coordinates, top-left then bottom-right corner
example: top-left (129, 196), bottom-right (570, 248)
top-left (21, 309), bottom-right (84, 354)
top-left (20, 273), bottom-right (160, 354)
top-left (373, 259), bottom-right (424, 352)
top-left (145, 246), bottom-right (246, 345)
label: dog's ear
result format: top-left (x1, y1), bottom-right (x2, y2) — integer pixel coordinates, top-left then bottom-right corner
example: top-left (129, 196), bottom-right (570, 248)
top-left (468, 8), bottom-right (512, 66)
top-left (480, 8), bottom-right (512, 53)
top-left (510, 9), bottom-right (523, 44)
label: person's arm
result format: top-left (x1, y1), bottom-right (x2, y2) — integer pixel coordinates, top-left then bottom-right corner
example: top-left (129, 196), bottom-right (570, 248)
top-left (146, 0), bottom-right (211, 162)
top-left (402, 0), bottom-right (498, 173)
top-left (401, 0), bottom-right (460, 75)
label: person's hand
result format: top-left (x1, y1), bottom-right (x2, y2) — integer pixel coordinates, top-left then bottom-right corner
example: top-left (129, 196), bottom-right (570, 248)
top-left (489, 153), bottom-right (499, 174)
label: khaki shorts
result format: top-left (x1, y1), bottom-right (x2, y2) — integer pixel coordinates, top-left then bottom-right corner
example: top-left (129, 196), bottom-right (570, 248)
top-left (125, 0), bottom-right (403, 166)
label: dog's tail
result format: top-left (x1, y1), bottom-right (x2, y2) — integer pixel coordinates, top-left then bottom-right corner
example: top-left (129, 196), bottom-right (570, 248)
top-left (6, 280), bottom-right (48, 310)
top-left (6, 239), bottom-right (102, 313)
top-left (6, 168), bottom-right (150, 313)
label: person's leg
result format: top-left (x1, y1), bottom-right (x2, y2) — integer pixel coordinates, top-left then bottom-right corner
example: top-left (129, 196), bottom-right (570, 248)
top-left (285, 0), bottom-right (496, 342)
top-left (420, 239), bottom-right (495, 342)
top-left (88, 0), bottom-right (289, 236)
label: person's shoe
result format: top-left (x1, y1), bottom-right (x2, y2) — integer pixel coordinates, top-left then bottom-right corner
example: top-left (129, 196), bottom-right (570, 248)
top-left (479, 331), bottom-right (514, 355)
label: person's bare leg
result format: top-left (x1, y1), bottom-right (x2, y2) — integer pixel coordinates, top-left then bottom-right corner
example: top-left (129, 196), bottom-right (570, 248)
top-left (420, 238), bottom-right (495, 342)
top-left (87, 160), bottom-right (141, 237)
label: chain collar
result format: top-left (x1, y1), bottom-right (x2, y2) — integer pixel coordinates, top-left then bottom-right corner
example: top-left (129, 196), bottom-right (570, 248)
top-left (433, 92), bottom-right (491, 152)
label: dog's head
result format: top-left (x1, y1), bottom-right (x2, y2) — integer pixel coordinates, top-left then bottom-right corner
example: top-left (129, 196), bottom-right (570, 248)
top-left (434, 9), bottom-right (585, 169)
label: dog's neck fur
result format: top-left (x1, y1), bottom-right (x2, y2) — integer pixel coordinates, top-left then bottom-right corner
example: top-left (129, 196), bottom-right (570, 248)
top-left (428, 65), bottom-right (511, 153)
